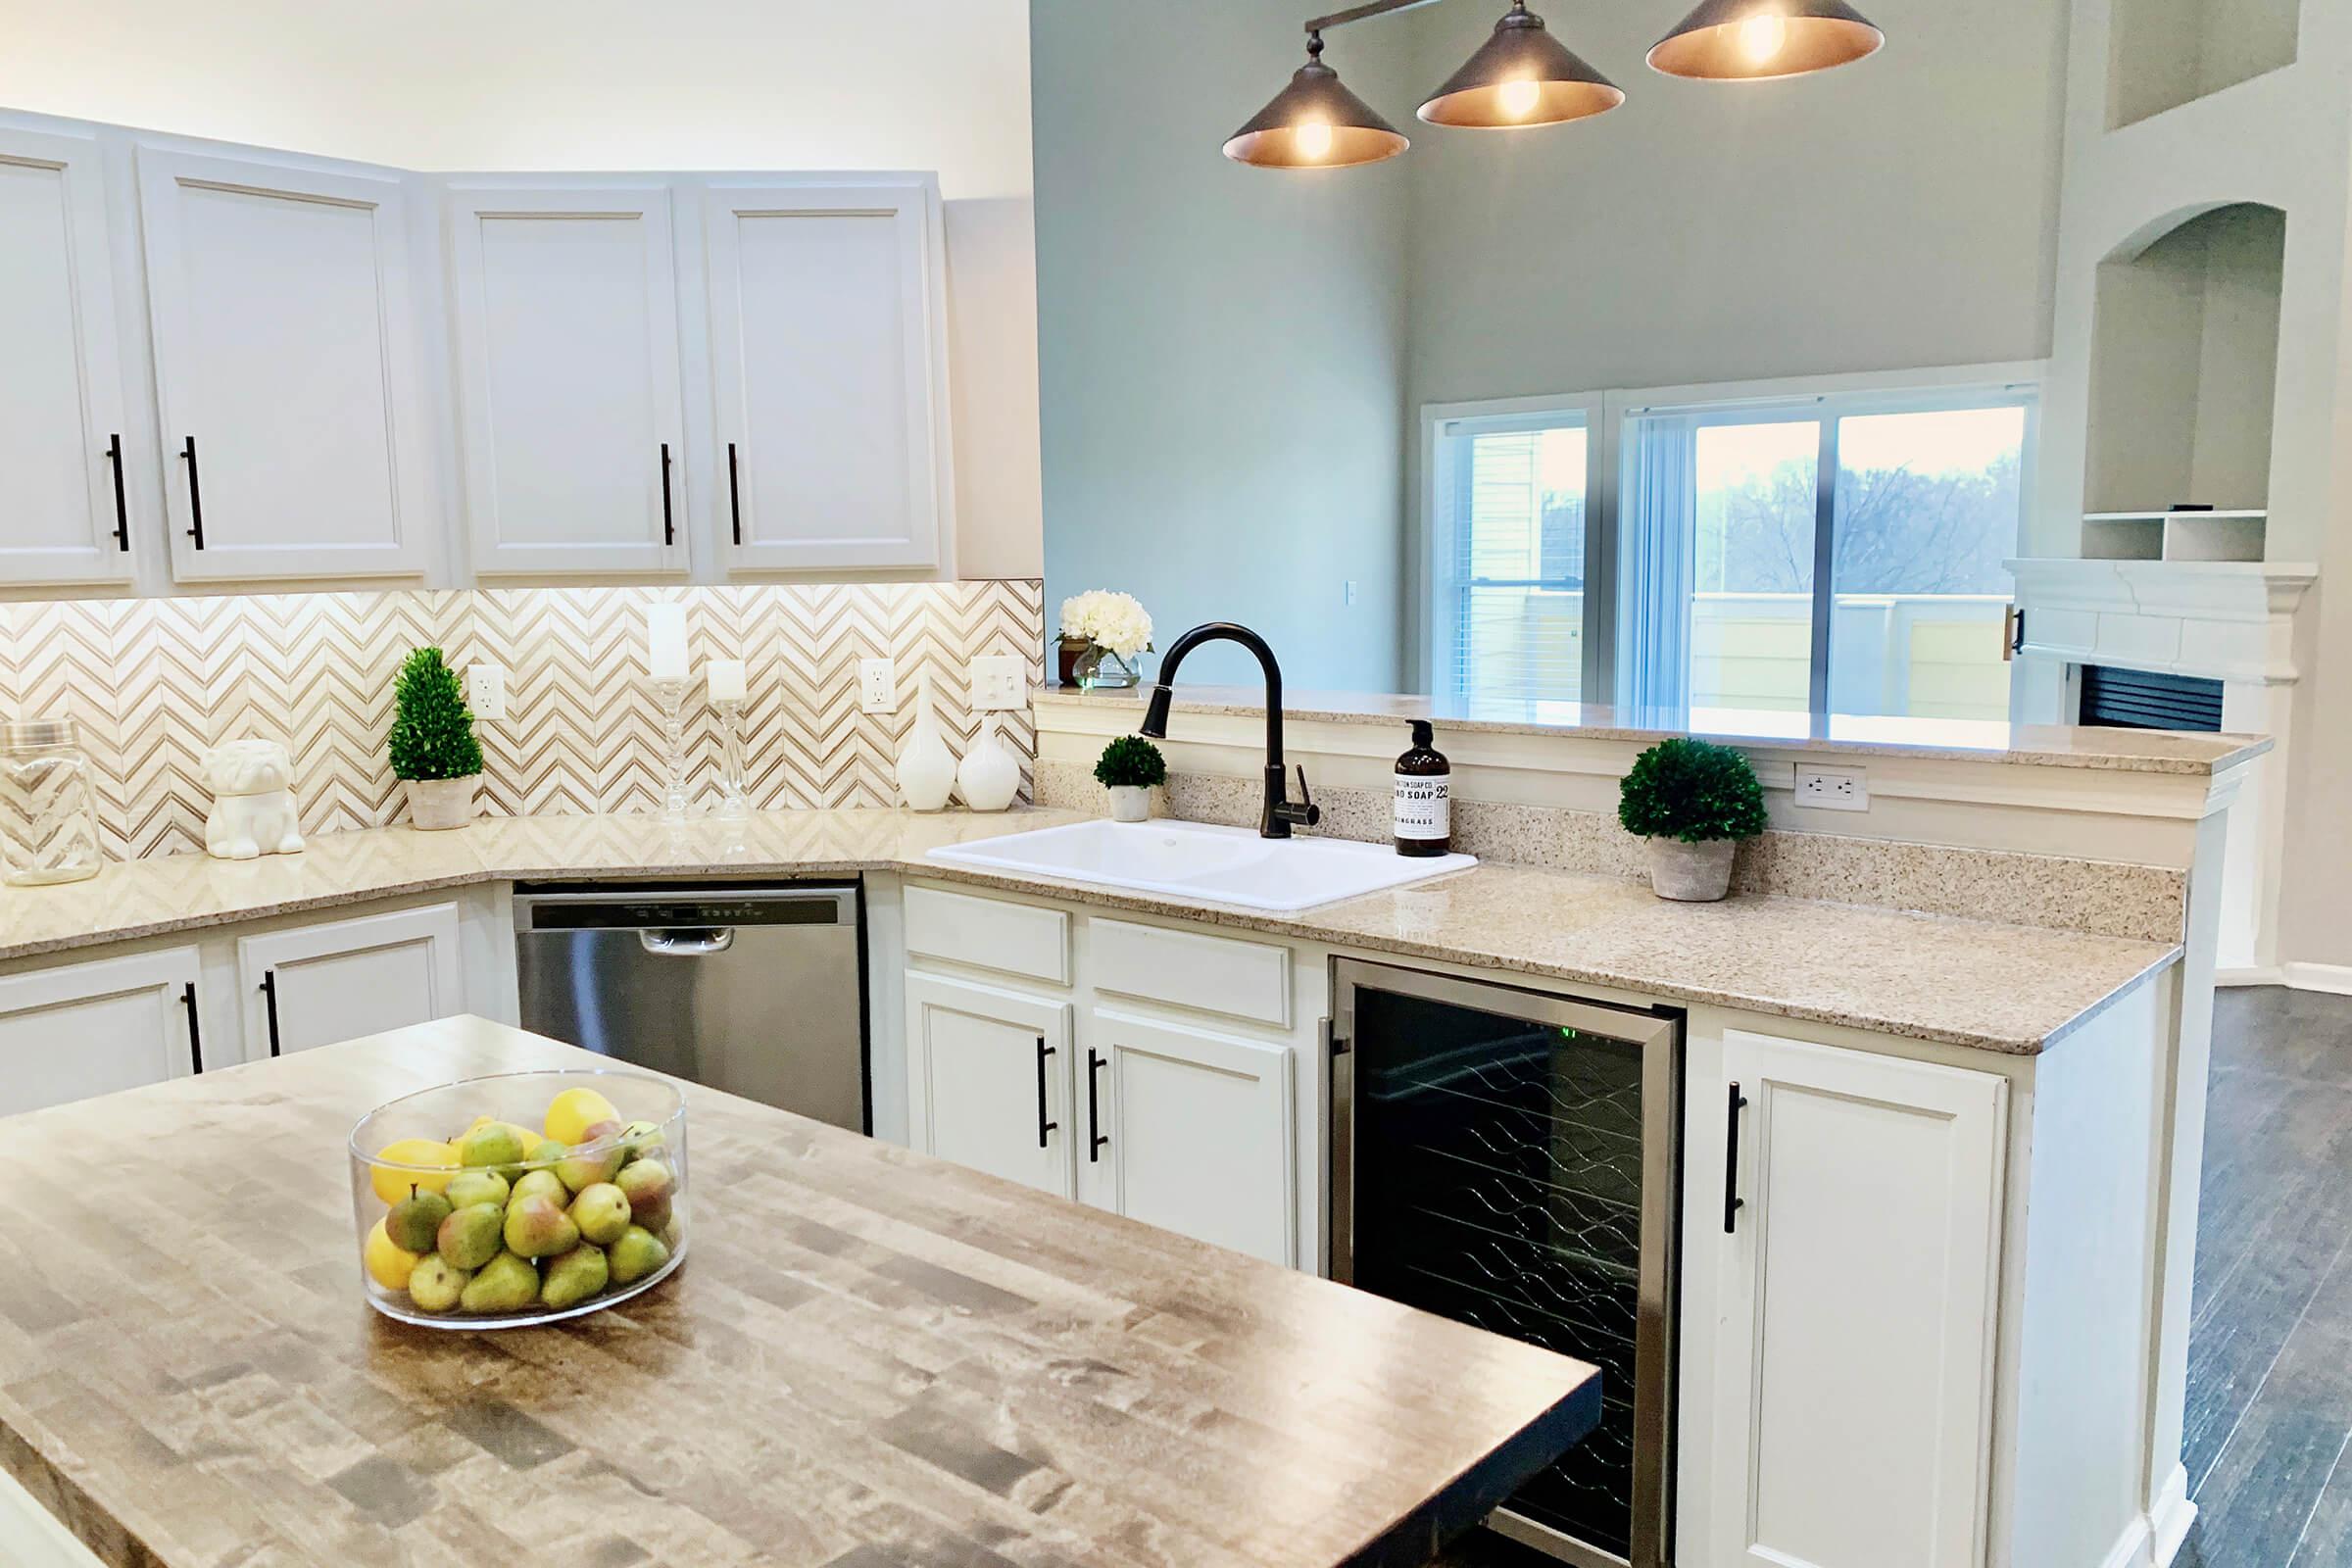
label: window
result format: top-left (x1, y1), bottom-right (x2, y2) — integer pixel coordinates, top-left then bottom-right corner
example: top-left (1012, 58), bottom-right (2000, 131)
top-left (1430, 410), bottom-right (1592, 711)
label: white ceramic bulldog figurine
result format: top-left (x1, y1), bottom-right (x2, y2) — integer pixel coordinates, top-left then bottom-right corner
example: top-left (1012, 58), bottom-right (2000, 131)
top-left (202, 739), bottom-right (305, 859)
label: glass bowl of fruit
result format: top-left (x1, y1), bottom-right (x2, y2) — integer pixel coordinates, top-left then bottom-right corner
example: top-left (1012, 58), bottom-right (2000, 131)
top-left (349, 1069), bottom-right (688, 1328)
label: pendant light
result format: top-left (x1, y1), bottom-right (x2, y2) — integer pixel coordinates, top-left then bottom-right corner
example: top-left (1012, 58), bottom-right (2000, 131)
top-left (1418, 2), bottom-right (1623, 128)
top-left (1647, 0), bottom-right (1885, 81)
top-left (1224, 32), bottom-right (1410, 169)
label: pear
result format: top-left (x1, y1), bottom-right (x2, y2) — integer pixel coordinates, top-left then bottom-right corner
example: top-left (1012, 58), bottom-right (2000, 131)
top-left (608, 1224), bottom-right (671, 1287)
top-left (539, 1243), bottom-right (610, 1310)
top-left (524, 1138), bottom-right (569, 1173)
top-left (613, 1157), bottom-right (674, 1233)
top-left (619, 1119), bottom-right (665, 1162)
top-left (568, 1182), bottom-right (632, 1246)
top-left (511, 1168), bottom-right (568, 1208)
top-left (406, 1254), bottom-right (468, 1313)
top-left (386, 1189), bottom-right (453, 1254)
top-left (459, 1122), bottom-right (528, 1179)
top-left (437, 1201), bottom-right (506, 1271)
top-left (556, 1121), bottom-right (626, 1193)
top-left (459, 1251), bottom-right (539, 1313)
top-left (503, 1193), bottom-right (579, 1259)
top-left (445, 1169), bottom-right (510, 1210)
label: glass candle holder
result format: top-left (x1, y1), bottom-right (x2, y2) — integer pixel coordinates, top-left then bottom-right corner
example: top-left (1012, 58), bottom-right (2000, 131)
top-left (715, 697), bottom-right (749, 820)
top-left (651, 676), bottom-right (691, 824)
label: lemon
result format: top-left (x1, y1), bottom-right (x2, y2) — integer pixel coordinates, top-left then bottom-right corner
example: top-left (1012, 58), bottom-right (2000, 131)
top-left (544, 1087), bottom-right (621, 1147)
top-left (369, 1137), bottom-right (458, 1205)
top-left (364, 1217), bottom-right (420, 1291)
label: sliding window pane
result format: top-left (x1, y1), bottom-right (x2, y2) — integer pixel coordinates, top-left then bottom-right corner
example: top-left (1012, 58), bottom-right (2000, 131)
top-left (1690, 420), bottom-right (1817, 713)
top-left (1828, 407), bottom-right (2025, 719)
top-left (1449, 422), bottom-right (1587, 708)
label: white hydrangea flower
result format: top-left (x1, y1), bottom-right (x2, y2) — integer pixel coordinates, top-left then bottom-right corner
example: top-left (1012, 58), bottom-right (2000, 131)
top-left (1059, 590), bottom-right (1153, 659)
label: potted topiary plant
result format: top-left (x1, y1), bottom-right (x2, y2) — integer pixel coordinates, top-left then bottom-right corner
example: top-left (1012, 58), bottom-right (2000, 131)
top-left (389, 647), bottom-right (485, 831)
top-left (1617, 737), bottom-right (1767, 902)
top-left (1095, 735), bottom-right (1167, 823)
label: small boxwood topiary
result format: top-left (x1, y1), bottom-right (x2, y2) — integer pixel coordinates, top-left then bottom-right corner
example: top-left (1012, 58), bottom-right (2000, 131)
top-left (1618, 737), bottom-right (1767, 844)
top-left (388, 646), bottom-right (484, 783)
top-left (1095, 734), bottom-right (1168, 791)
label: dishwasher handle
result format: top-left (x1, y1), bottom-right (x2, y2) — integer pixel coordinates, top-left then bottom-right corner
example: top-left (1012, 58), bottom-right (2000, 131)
top-left (638, 927), bottom-right (736, 956)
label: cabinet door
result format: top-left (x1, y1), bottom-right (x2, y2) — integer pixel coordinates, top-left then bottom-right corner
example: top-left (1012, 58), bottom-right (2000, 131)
top-left (137, 147), bottom-right (430, 581)
top-left (0, 947), bottom-right (202, 1116)
top-left (1079, 1008), bottom-right (1295, 1265)
top-left (448, 187), bottom-right (688, 575)
top-left (0, 126), bottom-right (132, 585)
top-left (236, 904), bottom-right (462, 1058)
top-left (1699, 1031), bottom-right (2006, 1568)
top-left (905, 972), bottom-right (1072, 1196)
top-left (703, 180), bottom-right (950, 571)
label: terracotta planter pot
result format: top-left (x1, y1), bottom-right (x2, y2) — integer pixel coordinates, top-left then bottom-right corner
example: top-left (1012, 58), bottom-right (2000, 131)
top-left (1646, 835), bottom-right (1735, 902)
top-left (1107, 785), bottom-right (1151, 823)
top-left (408, 775), bottom-right (479, 831)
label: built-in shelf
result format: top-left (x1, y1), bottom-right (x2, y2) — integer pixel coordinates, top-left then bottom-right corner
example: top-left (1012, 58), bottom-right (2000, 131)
top-left (2082, 510), bottom-right (2269, 563)
top-left (2108, 0), bottom-right (2299, 129)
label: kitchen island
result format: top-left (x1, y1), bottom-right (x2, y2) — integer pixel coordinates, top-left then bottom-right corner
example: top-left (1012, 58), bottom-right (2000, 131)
top-left (0, 1015), bottom-right (1599, 1568)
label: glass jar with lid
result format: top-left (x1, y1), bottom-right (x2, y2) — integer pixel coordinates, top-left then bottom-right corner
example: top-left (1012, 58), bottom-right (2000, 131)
top-left (0, 719), bottom-right (104, 886)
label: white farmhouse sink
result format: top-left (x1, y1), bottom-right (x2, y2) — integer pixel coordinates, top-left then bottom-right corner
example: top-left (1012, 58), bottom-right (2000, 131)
top-left (927, 818), bottom-right (1477, 912)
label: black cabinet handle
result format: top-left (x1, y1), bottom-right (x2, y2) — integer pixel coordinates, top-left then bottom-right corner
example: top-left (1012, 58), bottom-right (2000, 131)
top-left (179, 436), bottom-right (205, 548)
top-left (1035, 1037), bottom-right (1057, 1149)
top-left (660, 442), bottom-right (674, 547)
top-left (1087, 1049), bottom-right (1108, 1162)
top-left (106, 433), bottom-right (130, 551)
top-left (260, 970), bottom-right (281, 1057)
top-left (1724, 1081), bottom-right (1748, 1234)
top-left (726, 441), bottom-right (742, 546)
top-left (181, 982), bottom-right (203, 1074)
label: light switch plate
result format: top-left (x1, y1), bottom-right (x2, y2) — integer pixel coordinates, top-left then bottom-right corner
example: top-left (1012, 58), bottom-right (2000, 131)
top-left (858, 659), bottom-right (896, 713)
top-left (970, 656), bottom-right (1025, 710)
top-left (1794, 765), bottom-right (1868, 811)
top-left (466, 663), bottom-right (508, 722)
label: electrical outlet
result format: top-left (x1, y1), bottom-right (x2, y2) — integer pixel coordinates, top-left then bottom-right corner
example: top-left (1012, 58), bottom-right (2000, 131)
top-left (970, 655), bottom-right (1024, 710)
top-left (1794, 765), bottom-right (1869, 811)
top-left (466, 663), bottom-right (508, 722)
top-left (858, 659), bottom-right (896, 713)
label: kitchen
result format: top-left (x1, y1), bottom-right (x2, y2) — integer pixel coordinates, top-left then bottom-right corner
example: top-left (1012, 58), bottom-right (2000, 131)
top-left (0, 1), bottom-right (2345, 1566)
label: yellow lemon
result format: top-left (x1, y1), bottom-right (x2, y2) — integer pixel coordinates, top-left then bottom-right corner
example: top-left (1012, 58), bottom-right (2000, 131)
top-left (364, 1217), bottom-right (420, 1291)
top-left (544, 1087), bottom-right (621, 1146)
top-left (369, 1137), bottom-right (458, 1204)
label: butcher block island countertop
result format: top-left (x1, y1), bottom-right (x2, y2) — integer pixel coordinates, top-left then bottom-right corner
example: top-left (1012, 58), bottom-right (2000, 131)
top-left (0, 1017), bottom-right (1600, 1568)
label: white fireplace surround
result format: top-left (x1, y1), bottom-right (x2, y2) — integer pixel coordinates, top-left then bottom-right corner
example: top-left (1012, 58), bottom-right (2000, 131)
top-left (2008, 557), bottom-right (2319, 980)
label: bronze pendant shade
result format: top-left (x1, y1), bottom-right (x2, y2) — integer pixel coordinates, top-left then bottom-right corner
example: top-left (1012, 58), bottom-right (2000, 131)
top-left (1646, 0), bottom-right (1885, 80)
top-left (1224, 46), bottom-right (1410, 169)
top-left (1418, 2), bottom-right (1623, 127)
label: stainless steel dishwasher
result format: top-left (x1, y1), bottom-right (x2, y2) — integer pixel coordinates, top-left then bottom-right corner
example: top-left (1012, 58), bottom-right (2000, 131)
top-left (514, 883), bottom-right (866, 1132)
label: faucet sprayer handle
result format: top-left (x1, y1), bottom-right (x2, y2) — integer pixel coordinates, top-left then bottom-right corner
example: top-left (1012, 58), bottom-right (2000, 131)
top-left (1294, 765), bottom-right (1321, 827)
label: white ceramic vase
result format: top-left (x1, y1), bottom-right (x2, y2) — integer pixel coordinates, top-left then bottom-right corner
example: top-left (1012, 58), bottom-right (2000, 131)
top-left (409, 775), bottom-right (479, 832)
top-left (1646, 835), bottom-right (1735, 902)
top-left (897, 673), bottom-right (956, 812)
top-left (956, 718), bottom-right (1019, 812)
top-left (1108, 785), bottom-right (1151, 823)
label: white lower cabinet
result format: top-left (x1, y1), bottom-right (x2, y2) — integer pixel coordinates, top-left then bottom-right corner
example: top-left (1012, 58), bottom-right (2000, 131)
top-left (235, 903), bottom-right (463, 1058)
top-left (0, 946), bottom-right (202, 1116)
top-left (1692, 1029), bottom-right (2007, 1568)
top-left (906, 971), bottom-right (1074, 1196)
top-left (1077, 1008), bottom-right (1295, 1265)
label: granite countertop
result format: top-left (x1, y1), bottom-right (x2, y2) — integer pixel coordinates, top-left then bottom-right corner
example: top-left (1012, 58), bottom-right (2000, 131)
top-left (1033, 685), bottom-right (2273, 775)
top-left (0, 1018), bottom-right (1600, 1568)
top-left (0, 808), bottom-right (2179, 1054)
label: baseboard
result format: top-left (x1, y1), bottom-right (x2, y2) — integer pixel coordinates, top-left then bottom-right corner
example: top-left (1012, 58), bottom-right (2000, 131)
top-left (2097, 1511), bottom-right (2154, 1568)
top-left (2284, 962), bottom-right (2352, 997)
top-left (2217, 965), bottom-right (2284, 988)
top-left (2149, 1464), bottom-right (2197, 1568)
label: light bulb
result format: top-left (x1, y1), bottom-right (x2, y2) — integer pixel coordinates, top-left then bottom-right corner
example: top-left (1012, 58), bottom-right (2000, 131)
top-left (1296, 119), bottom-right (1334, 160)
top-left (1738, 13), bottom-right (1788, 64)
top-left (1496, 77), bottom-right (1542, 120)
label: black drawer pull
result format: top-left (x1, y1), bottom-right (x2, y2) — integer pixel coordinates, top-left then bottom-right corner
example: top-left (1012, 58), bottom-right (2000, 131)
top-left (181, 982), bottom-right (203, 1074)
top-left (179, 436), bottom-right (205, 548)
top-left (261, 970), bottom-right (282, 1057)
top-left (660, 442), bottom-right (674, 547)
top-left (1087, 1049), bottom-right (1108, 1162)
top-left (1724, 1081), bottom-right (1748, 1234)
top-left (106, 433), bottom-right (130, 551)
top-left (727, 441), bottom-right (742, 546)
top-left (1035, 1038), bottom-right (1057, 1148)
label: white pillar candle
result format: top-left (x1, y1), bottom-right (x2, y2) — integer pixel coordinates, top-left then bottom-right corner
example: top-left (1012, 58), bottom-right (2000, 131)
top-left (707, 658), bottom-right (747, 704)
top-left (646, 603), bottom-right (688, 682)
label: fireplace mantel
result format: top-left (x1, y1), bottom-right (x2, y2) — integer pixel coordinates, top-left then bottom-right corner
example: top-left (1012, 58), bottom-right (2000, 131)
top-left (2004, 558), bottom-right (2319, 683)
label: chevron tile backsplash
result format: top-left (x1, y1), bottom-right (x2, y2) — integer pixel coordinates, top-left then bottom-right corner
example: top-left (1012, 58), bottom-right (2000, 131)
top-left (0, 581), bottom-right (1043, 861)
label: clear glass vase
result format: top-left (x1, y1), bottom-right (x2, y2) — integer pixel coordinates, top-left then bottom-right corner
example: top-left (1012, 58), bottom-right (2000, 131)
top-left (1075, 644), bottom-right (1141, 690)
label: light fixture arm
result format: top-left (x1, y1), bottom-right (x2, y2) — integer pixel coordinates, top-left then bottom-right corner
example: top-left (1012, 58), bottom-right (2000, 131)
top-left (1302, 0), bottom-right (1455, 39)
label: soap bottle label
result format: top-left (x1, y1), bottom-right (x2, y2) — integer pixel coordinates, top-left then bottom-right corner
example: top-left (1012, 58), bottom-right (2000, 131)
top-left (1395, 775), bottom-right (1449, 841)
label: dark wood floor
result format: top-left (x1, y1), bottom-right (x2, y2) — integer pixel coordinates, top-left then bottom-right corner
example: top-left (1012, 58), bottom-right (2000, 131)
top-left (1438, 985), bottom-right (2352, 1567)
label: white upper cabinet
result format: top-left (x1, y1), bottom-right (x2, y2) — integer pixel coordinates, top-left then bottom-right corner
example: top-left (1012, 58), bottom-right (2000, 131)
top-left (0, 126), bottom-right (132, 586)
top-left (447, 186), bottom-right (688, 576)
top-left (703, 179), bottom-right (952, 572)
top-left (137, 147), bottom-right (432, 582)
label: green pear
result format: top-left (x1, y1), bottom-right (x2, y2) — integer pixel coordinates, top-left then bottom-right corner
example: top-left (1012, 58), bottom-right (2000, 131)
top-left (525, 1138), bottom-right (569, 1174)
top-left (619, 1120), bottom-right (665, 1161)
top-left (385, 1189), bottom-right (453, 1254)
top-left (406, 1254), bottom-right (468, 1313)
top-left (511, 1168), bottom-right (567, 1207)
top-left (539, 1243), bottom-right (610, 1310)
top-left (459, 1123), bottom-right (528, 1178)
top-left (608, 1224), bottom-right (671, 1287)
top-left (555, 1121), bottom-right (626, 1193)
top-left (613, 1157), bottom-right (674, 1233)
top-left (444, 1169), bottom-right (510, 1210)
top-left (567, 1182), bottom-right (631, 1246)
top-left (437, 1201), bottom-right (506, 1271)
top-left (459, 1251), bottom-right (539, 1313)
top-left (502, 1194), bottom-right (579, 1259)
